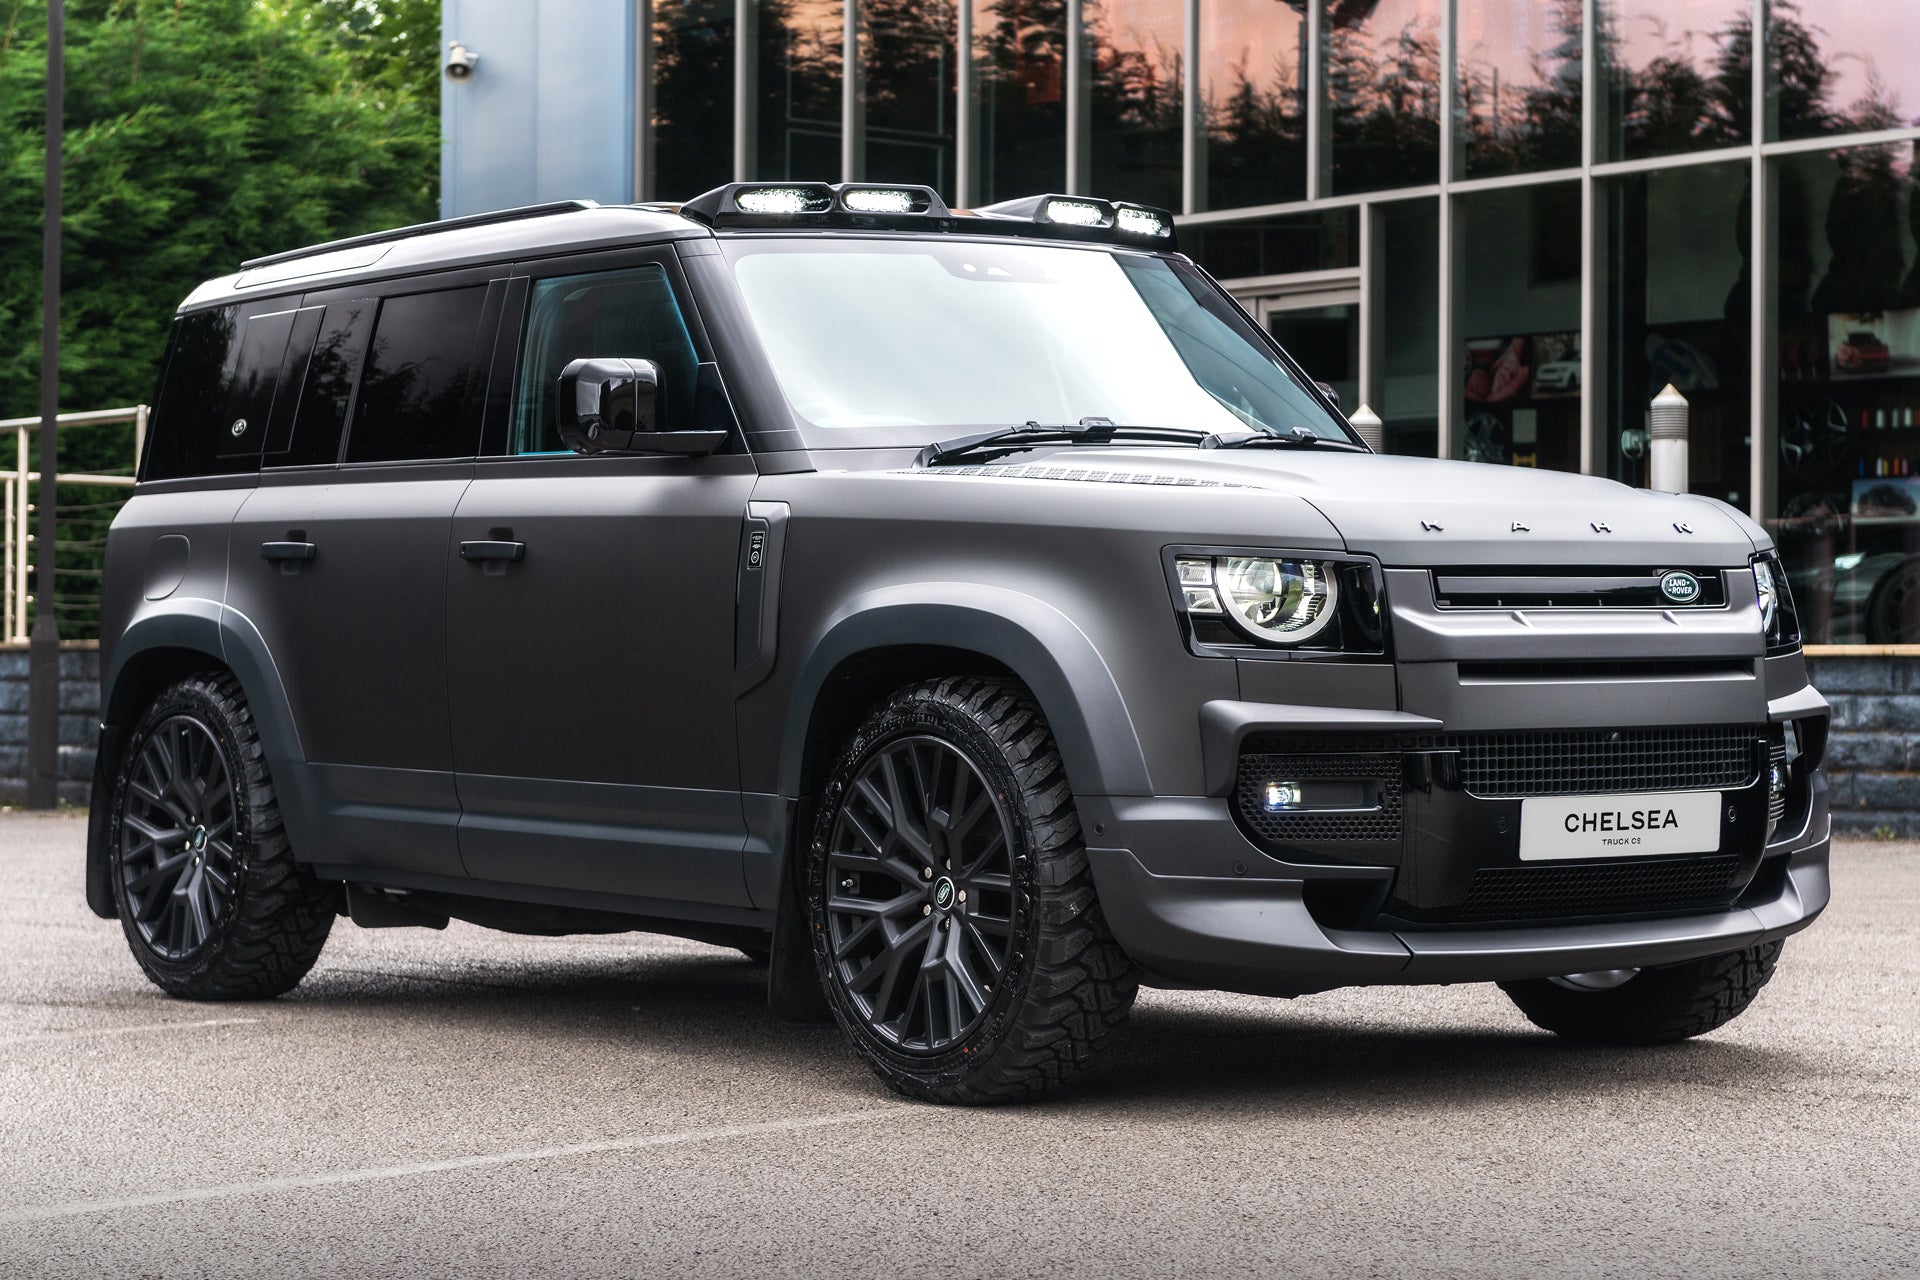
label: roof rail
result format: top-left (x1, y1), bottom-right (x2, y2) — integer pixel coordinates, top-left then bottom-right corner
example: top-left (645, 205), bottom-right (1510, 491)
top-left (238, 200), bottom-right (602, 270)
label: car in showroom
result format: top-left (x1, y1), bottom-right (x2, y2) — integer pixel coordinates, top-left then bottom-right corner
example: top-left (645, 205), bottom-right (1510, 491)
top-left (1835, 330), bottom-right (1892, 373)
top-left (86, 184), bottom-right (1830, 1104)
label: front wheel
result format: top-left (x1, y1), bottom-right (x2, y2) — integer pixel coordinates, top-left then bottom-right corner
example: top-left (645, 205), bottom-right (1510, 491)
top-left (108, 673), bottom-right (337, 1000)
top-left (1499, 941), bottom-right (1784, 1044)
top-left (807, 677), bottom-right (1137, 1104)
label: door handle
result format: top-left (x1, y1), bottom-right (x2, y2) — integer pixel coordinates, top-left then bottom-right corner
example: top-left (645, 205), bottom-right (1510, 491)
top-left (459, 540), bottom-right (526, 563)
top-left (260, 541), bottom-right (316, 562)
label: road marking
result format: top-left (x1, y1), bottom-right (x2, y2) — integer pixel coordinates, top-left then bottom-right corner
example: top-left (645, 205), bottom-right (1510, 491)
top-left (0, 1017), bottom-right (260, 1047)
top-left (0, 1108), bottom-right (906, 1225)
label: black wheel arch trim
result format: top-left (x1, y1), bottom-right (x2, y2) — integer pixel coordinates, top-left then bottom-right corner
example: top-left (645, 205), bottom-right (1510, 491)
top-left (777, 584), bottom-right (1153, 803)
top-left (88, 601), bottom-right (310, 919)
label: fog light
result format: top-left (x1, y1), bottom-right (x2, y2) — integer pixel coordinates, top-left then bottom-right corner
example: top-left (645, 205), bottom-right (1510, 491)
top-left (1263, 781), bottom-right (1304, 812)
top-left (1770, 762), bottom-right (1788, 798)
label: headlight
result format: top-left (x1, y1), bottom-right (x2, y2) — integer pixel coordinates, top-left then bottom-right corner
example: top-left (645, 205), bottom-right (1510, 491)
top-left (1170, 551), bottom-right (1384, 654)
top-left (1214, 556), bottom-right (1339, 642)
top-left (1751, 553), bottom-right (1802, 651)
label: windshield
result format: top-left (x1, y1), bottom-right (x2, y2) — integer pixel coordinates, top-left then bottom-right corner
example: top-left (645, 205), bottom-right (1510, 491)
top-left (720, 237), bottom-right (1352, 448)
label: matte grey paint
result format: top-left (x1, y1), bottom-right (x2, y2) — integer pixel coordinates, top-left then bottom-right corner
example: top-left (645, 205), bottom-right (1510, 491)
top-left (89, 203), bottom-right (1833, 999)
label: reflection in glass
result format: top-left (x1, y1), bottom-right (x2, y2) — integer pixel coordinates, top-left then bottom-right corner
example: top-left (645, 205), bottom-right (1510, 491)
top-left (1596, 0), bottom-right (1750, 161)
top-left (1458, 184), bottom-right (1582, 470)
top-left (1087, 0), bottom-right (1184, 210)
top-left (1182, 207), bottom-right (1357, 280)
top-left (1772, 143), bottom-right (1920, 644)
top-left (974, 0), bottom-right (1067, 202)
top-left (758, 0), bottom-right (844, 178)
top-left (1266, 302), bottom-right (1358, 412)
top-left (862, 0), bottom-right (957, 189)
top-left (1601, 162), bottom-right (1751, 506)
top-left (1457, 0), bottom-right (1581, 177)
top-left (1769, 0), bottom-right (1920, 142)
top-left (1328, 0), bottom-right (1440, 194)
top-left (1380, 197), bottom-right (1438, 456)
top-left (653, 0), bottom-right (736, 199)
top-left (1199, 0), bottom-right (1305, 209)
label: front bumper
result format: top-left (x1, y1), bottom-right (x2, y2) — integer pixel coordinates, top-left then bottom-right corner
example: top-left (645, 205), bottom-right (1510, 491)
top-left (1078, 690), bottom-right (1831, 996)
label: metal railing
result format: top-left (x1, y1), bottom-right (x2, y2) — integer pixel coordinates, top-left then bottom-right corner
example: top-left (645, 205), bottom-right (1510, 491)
top-left (0, 405), bottom-right (145, 646)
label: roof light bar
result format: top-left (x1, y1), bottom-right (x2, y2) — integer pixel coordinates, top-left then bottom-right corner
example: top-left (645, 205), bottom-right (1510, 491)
top-left (1043, 198), bottom-right (1110, 227)
top-left (971, 193), bottom-right (1179, 250)
top-left (681, 182), bottom-right (951, 228)
top-left (737, 187), bottom-right (832, 215)
top-left (1115, 206), bottom-right (1171, 239)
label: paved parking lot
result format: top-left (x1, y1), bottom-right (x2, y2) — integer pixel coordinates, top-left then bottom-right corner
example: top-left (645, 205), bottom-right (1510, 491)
top-left (1, 810), bottom-right (1915, 1278)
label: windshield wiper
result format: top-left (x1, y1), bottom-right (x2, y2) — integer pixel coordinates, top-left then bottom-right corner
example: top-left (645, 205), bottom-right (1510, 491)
top-left (1203, 426), bottom-right (1366, 452)
top-left (919, 418), bottom-right (1215, 466)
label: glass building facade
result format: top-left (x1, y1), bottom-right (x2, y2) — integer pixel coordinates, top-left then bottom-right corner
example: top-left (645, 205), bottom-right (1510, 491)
top-left (637, 0), bottom-right (1920, 646)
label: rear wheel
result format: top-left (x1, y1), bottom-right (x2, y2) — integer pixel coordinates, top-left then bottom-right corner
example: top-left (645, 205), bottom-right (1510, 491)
top-left (108, 674), bottom-right (336, 1000)
top-left (806, 676), bottom-right (1137, 1104)
top-left (1499, 941), bottom-right (1784, 1044)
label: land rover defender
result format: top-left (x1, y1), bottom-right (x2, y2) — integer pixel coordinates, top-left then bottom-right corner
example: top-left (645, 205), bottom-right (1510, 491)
top-left (86, 185), bottom-right (1830, 1103)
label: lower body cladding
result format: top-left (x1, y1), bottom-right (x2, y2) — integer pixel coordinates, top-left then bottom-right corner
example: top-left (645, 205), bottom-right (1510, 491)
top-left (1078, 720), bottom-right (1830, 997)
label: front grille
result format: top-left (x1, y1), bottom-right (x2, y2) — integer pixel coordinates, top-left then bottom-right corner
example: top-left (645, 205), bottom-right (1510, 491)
top-left (1456, 856), bottom-right (1744, 922)
top-left (1432, 566), bottom-right (1729, 609)
top-left (1453, 727), bottom-right (1759, 798)
top-left (1234, 752), bottom-right (1402, 844)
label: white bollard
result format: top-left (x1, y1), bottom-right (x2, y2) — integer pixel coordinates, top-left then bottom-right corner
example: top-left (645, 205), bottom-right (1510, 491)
top-left (1348, 403), bottom-right (1385, 453)
top-left (1648, 383), bottom-right (1689, 493)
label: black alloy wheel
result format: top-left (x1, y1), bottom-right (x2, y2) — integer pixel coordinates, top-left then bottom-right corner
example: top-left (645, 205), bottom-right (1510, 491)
top-left (118, 714), bottom-right (242, 960)
top-left (822, 733), bottom-right (1017, 1054)
top-left (108, 674), bottom-right (336, 1000)
top-left (808, 676), bottom-right (1138, 1104)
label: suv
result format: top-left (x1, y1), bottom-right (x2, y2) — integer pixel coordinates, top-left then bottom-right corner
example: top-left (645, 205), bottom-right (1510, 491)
top-left (87, 185), bottom-right (1830, 1104)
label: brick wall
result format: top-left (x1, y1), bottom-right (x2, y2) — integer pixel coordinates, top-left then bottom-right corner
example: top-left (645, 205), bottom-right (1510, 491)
top-left (1806, 655), bottom-right (1920, 839)
top-left (5, 649), bottom-right (1916, 825)
top-left (0, 649), bottom-right (99, 806)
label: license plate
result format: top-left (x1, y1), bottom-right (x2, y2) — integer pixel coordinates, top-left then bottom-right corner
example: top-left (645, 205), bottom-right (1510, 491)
top-left (1518, 790), bottom-right (1723, 861)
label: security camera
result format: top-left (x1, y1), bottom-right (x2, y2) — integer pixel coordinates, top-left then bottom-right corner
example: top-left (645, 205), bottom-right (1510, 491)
top-left (445, 41), bottom-right (478, 81)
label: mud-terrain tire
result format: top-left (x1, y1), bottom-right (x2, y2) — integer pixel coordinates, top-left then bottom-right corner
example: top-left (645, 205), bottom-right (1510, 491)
top-left (107, 673), bottom-right (336, 999)
top-left (1499, 941), bottom-right (1784, 1044)
top-left (806, 676), bottom-right (1137, 1104)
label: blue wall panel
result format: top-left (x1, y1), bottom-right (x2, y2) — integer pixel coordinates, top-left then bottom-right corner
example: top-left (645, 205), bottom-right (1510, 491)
top-left (441, 0), bottom-right (636, 218)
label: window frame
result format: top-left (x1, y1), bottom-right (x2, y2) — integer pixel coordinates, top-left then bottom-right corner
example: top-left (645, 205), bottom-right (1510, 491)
top-left (480, 244), bottom-right (730, 461)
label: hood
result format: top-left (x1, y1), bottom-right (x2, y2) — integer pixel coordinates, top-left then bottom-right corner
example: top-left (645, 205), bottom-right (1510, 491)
top-left (924, 446), bottom-right (1763, 566)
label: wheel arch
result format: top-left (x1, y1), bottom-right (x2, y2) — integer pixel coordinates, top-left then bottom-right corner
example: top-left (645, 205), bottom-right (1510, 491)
top-left (86, 603), bottom-right (306, 920)
top-left (778, 585), bottom-right (1152, 806)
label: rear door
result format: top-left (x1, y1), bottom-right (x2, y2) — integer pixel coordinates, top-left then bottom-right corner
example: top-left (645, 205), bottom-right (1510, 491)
top-left (445, 250), bottom-right (758, 906)
top-left (225, 271), bottom-right (506, 877)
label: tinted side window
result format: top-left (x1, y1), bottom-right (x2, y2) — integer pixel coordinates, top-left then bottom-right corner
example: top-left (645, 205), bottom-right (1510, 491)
top-left (144, 307), bottom-right (241, 481)
top-left (509, 266), bottom-right (701, 454)
top-left (344, 286), bottom-right (490, 463)
top-left (269, 300), bottom-right (374, 467)
top-left (215, 308), bottom-right (301, 462)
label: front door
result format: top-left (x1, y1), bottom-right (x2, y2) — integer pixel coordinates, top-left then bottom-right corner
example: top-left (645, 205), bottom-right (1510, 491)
top-left (445, 255), bottom-right (758, 907)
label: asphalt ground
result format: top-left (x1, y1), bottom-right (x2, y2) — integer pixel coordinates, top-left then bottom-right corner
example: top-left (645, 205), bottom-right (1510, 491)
top-left (0, 809), bottom-right (1914, 1279)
